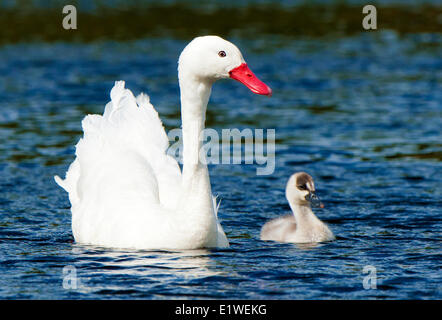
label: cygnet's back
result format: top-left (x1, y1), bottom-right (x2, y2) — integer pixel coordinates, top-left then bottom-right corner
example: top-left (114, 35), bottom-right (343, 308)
top-left (260, 214), bottom-right (297, 242)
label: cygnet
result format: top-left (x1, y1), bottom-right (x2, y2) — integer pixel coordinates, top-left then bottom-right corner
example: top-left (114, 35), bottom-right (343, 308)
top-left (260, 172), bottom-right (335, 243)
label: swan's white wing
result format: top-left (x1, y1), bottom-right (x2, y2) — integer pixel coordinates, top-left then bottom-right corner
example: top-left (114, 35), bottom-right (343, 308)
top-left (55, 81), bottom-right (182, 247)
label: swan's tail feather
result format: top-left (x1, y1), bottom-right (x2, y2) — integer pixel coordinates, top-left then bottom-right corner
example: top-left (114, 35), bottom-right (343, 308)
top-left (212, 195), bottom-right (221, 218)
top-left (54, 159), bottom-right (81, 206)
top-left (212, 195), bottom-right (229, 248)
top-left (54, 175), bottom-right (67, 191)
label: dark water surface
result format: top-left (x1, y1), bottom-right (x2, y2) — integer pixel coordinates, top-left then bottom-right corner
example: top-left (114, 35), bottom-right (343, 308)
top-left (2, 1), bottom-right (441, 44)
top-left (0, 32), bottom-right (441, 299)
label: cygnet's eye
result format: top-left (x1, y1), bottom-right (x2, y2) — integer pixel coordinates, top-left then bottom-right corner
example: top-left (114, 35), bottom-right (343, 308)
top-left (218, 51), bottom-right (226, 57)
top-left (297, 185), bottom-right (307, 191)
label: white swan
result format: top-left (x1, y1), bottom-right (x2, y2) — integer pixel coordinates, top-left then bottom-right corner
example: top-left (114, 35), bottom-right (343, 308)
top-left (55, 36), bottom-right (272, 250)
top-left (260, 172), bottom-right (335, 243)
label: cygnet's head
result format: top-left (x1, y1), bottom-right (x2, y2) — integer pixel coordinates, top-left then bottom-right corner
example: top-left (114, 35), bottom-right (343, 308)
top-left (178, 35), bottom-right (272, 96)
top-left (286, 172), bottom-right (324, 208)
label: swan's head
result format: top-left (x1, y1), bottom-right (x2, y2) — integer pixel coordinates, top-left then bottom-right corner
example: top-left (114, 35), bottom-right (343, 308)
top-left (286, 172), bottom-right (324, 208)
top-left (178, 35), bottom-right (272, 96)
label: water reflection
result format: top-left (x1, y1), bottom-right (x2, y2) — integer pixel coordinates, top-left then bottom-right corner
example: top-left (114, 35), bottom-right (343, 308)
top-left (69, 245), bottom-right (224, 296)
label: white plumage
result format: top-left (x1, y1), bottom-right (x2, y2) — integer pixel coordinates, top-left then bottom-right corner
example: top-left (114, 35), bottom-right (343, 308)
top-left (56, 81), bottom-right (194, 249)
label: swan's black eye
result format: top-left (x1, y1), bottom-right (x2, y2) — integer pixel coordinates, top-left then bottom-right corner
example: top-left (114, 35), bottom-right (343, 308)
top-left (297, 185), bottom-right (307, 191)
top-left (218, 51), bottom-right (226, 57)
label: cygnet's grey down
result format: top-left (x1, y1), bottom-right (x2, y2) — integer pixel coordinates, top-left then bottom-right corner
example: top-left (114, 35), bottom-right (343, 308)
top-left (260, 172), bottom-right (335, 243)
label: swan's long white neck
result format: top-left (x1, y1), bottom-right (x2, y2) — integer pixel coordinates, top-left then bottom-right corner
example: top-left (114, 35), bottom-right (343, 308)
top-left (179, 72), bottom-right (212, 182)
top-left (176, 70), bottom-right (217, 246)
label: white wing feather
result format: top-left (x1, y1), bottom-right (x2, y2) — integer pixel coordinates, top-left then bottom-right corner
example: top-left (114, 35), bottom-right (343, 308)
top-left (55, 81), bottom-right (184, 247)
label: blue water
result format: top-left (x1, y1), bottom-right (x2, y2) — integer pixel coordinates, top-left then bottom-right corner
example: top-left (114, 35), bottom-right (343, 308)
top-left (0, 32), bottom-right (441, 299)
